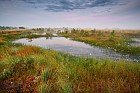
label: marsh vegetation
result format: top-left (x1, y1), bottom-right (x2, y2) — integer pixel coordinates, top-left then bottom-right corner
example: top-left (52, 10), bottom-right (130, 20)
top-left (60, 29), bottom-right (140, 56)
top-left (0, 29), bottom-right (140, 93)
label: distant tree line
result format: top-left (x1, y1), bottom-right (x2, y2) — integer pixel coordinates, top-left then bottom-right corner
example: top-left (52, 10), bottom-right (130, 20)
top-left (0, 26), bottom-right (25, 30)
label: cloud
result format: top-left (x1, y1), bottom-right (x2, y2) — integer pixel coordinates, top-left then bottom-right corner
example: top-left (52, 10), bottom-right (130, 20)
top-left (21, 0), bottom-right (126, 12)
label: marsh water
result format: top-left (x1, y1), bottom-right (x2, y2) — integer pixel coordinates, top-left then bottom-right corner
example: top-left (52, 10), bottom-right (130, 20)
top-left (131, 38), bottom-right (140, 47)
top-left (13, 37), bottom-right (140, 62)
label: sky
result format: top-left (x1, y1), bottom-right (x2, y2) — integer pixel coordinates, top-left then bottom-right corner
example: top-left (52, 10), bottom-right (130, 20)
top-left (0, 0), bottom-right (140, 29)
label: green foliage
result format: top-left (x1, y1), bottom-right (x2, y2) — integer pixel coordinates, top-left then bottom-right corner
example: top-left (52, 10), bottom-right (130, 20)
top-left (41, 68), bottom-right (51, 82)
top-left (39, 83), bottom-right (47, 93)
top-left (109, 30), bottom-right (116, 41)
top-left (62, 83), bottom-right (72, 93)
top-left (80, 29), bottom-right (85, 35)
top-left (0, 68), bottom-right (12, 80)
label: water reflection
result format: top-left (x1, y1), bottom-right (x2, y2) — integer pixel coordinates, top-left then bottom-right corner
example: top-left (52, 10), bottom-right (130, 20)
top-left (131, 38), bottom-right (140, 46)
top-left (14, 37), bottom-right (140, 62)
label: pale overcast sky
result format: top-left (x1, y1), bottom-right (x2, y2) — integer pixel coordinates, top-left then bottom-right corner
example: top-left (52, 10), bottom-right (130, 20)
top-left (0, 0), bottom-right (140, 29)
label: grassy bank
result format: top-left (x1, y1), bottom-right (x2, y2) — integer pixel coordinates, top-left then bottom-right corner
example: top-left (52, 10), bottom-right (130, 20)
top-left (0, 45), bottom-right (140, 93)
top-left (0, 29), bottom-right (52, 40)
top-left (0, 30), bottom-right (140, 93)
top-left (60, 30), bottom-right (140, 55)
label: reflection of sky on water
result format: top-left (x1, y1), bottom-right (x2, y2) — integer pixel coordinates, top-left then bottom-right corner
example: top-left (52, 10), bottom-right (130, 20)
top-left (13, 37), bottom-right (140, 62)
top-left (27, 37), bottom-right (93, 48)
top-left (33, 32), bottom-right (47, 35)
top-left (131, 38), bottom-right (140, 46)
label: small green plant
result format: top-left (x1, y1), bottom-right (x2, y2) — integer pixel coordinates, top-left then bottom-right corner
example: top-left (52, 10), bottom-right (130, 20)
top-left (109, 30), bottom-right (115, 41)
top-left (0, 68), bottom-right (12, 80)
top-left (97, 31), bottom-right (103, 39)
top-left (62, 83), bottom-right (72, 93)
top-left (41, 68), bottom-right (52, 82)
top-left (91, 28), bottom-right (96, 35)
top-left (39, 83), bottom-right (47, 93)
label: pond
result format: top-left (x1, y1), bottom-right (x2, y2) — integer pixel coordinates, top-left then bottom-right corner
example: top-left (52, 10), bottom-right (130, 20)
top-left (13, 37), bottom-right (140, 62)
top-left (131, 38), bottom-right (140, 46)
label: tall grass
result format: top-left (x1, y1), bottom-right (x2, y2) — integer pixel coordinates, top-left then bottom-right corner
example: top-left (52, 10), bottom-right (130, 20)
top-left (0, 45), bottom-right (139, 93)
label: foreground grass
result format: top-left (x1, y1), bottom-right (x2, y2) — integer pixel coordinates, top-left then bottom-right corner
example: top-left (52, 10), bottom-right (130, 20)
top-left (0, 30), bottom-right (140, 93)
top-left (0, 45), bottom-right (140, 93)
